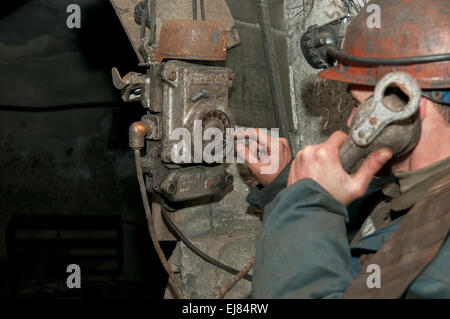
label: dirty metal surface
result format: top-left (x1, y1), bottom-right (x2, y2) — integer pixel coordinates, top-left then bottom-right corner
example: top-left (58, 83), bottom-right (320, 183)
top-left (161, 166), bottom-right (234, 202)
top-left (121, 60), bottom-right (235, 204)
top-left (153, 20), bottom-right (227, 62)
top-left (109, 0), bottom-right (239, 63)
top-left (159, 60), bottom-right (234, 164)
top-left (338, 94), bottom-right (421, 173)
top-left (350, 72), bottom-right (421, 147)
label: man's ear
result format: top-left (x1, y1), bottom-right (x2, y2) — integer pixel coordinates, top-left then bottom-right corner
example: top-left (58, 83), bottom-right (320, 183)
top-left (418, 97), bottom-right (428, 121)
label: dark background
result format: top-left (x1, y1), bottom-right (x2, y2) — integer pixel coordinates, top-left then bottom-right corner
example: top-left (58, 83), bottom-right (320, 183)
top-left (0, 0), bottom-right (174, 299)
top-left (0, 0), bottom-right (294, 299)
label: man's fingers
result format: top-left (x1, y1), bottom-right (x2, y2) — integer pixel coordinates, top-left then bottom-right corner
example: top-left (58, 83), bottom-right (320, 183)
top-left (233, 128), bottom-right (262, 141)
top-left (249, 140), bottom-right (264, 153)
top-left (233, 128), bottom-right (272, 150)
top-left (326, 131), bottom-right (348, 150)
top-left (352, 148), bottom-right (393, 189)
top-left (236, 143), bottom-right (262, 169)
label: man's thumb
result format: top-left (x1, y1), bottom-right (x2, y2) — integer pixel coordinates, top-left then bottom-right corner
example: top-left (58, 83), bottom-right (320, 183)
top-left (353, 148), bottom-right (393, 187)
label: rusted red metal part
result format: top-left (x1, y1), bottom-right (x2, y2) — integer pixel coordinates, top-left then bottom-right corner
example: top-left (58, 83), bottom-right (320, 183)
top-left (152, 20), bottom-right (227, 62)
top-left (319, 0), bottom-right (450, 89)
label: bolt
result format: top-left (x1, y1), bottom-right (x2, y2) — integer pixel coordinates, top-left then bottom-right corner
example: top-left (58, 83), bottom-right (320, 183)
top-left (358, 130), bottom-right (366, 139)
top-left (369, 117), bottom-right (378, 125)
top-left (167, 183), bottom-right (176, 195)
top-left (168, 71), bottom-right (177, 81)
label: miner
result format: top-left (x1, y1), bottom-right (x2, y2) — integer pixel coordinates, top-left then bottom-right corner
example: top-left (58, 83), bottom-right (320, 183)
top-left (236, 0), bottom-right (450, 298)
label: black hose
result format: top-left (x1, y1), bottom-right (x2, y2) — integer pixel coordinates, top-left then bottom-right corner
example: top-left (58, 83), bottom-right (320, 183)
top-left (160, 200), bottom-right (253, 282)
top-left (139, 0), bottom-right (148, 40)
top-left (134, 150), bottom-right (185, 299)
top-left (192, 0), bottom-right (197, 20)
top-left (257, 0), bottom-right (292, 151)
top-left (148, 0), bottom-right (156, 46)
top-left (326, 46), bottom-right (450, 66)
top-left (200, 0), bottom-right (206, 21)
top-left (135, 0), bottom-right (156, 47)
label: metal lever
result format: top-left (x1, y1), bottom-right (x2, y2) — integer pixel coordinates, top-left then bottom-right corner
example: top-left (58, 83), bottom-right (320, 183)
top-left (339, 72), bottom-right (422, 173)
top-left (190, 90), bottom-right (209, 102)
top-left (111, 67), bottom-right (130, 89)
top-left (111, 67), bottom-right (146, 102)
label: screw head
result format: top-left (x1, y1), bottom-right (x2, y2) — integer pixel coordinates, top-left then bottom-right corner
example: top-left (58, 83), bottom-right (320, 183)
top-left (168, 71), bottom-right (177, 81)
top-left (167, 183), bottom-right (176, 195)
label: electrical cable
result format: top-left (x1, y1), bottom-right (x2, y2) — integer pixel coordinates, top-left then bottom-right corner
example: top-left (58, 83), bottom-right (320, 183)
top-left (341, 0), bottom-right (363, 14)
top-left (135, 0), bottom-right (156, 47)
top-left (134, 1), bottom-right (150, 28)
top-left (326, 46), bottom-right (450, 66)
top-left (139, 0), bottom-right (148, 40)
top-left (148, 0), bottom-right (156, 47)
top-left (160, 199), bottom-right (253, 282)
top-left (133, 149), bottom-right (185, 299)
top-left (342, 0), bottom-right (352, 14)
top-left (200, 0), bottom-right (206, 21)
top-left (192, 0), bottom-right (197, 20)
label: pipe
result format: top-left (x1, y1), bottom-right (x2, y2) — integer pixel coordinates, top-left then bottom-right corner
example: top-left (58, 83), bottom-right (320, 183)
top-left (129, 121), bottom-right (150, 149)
top-left (257, 0), bottom-right (292, 151)
top-left (134, 149), bottom-right (185, 299)
top-left (218, 256), bottom-right (254, 298)
top-left (130, 122), bottom-right (184, 299)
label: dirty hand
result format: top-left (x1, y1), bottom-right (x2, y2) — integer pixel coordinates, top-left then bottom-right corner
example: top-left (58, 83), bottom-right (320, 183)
top-left (234, 128), bottom-right (292, 186)
top-left (287, 131), bottom-right (393, 206)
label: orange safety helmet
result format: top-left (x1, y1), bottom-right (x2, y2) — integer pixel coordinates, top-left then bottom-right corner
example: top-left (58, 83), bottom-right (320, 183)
top-left (317, 0), bottom-right (450, 89)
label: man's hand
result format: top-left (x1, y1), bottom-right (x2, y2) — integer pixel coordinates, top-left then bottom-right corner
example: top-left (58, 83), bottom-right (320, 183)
top-left (287, 131), bottom-right (393, 206)
top-left (234, 128), bottom-right (292, 186)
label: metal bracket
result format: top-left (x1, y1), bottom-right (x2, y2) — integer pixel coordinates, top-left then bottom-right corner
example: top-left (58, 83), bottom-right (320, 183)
top-left (111, 67), bottom-right (146, 103)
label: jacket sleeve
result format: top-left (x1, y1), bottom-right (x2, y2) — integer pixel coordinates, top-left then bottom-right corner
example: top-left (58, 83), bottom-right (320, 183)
top-left (246, 159), bottom-right (293, 211)
top-left (252, 178), bottom-right (355, 298)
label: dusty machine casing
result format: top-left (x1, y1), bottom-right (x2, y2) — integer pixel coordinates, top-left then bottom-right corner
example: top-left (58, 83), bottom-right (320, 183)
top-left (111, 2), bottom-right (238, 206)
